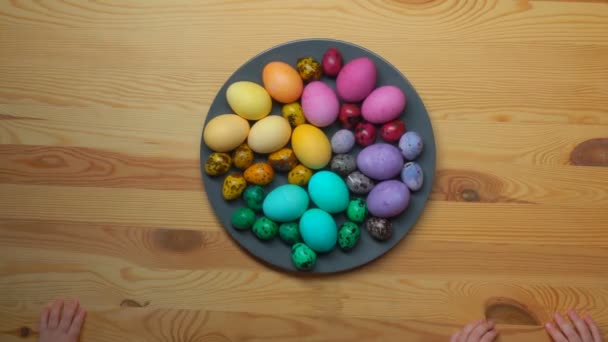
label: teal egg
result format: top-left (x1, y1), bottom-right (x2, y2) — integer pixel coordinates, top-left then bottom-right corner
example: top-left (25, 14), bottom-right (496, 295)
top-left (262, 184), bottom-right (309, 222)
top-left (299, 208), bottom-right (337, 253)
top-left (307, 171), bottom-right (349, 213)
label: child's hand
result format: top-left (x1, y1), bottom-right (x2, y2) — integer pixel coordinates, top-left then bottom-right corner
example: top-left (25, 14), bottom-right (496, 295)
top-left (545, 311), bottom-right (603, 342)
top-left (450, 320), bottom-right (497, 342)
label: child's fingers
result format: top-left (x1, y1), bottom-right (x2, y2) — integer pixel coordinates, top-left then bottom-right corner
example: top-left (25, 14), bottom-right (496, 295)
top-left (568, 310), bottom-right (592, 341)
top-left (468, 320), bottom-right (494, 341)
top-left (554, 312), bottom-right (582, 342)
top-left (583, 315), bottom-right (603, 342)
top-left (39, 306), bottom-right (50, 330)
top-left (458, 320), bottom-right (481, 342)
top-left (59, 299), bottom-right (79, 332)
top-left (68, 308), bottom-right (86, 338)
top-left (449, 330), bottom-right (461, 342)
top-left (545, 322), bottom-right (568, 342)
top-left (47, 299), bottom-right (64, 329)
top-left (480, 329), bottom-right (498, 342)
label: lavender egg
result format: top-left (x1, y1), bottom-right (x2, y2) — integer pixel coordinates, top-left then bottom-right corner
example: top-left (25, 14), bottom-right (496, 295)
top-left (331, 129), bottom-right (355, 154)
top-left (401, 162), bottom-right (423, 191)
top-left (398, 131), bottom-right (423, 160)
top-left (356, 143), bottom-right (403, 180)
top-left (366, 180), bottom-right (410, 218)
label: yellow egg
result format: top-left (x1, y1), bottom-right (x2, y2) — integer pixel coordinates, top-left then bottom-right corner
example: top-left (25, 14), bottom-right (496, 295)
top-left (203, 114), bottom-right (250, 152)
top-left (226, 81), bottom-right (272, 120)
top-left (248, 115), bottom-right (292, 154)
top-left (291, 124), bottom-right (331, 169)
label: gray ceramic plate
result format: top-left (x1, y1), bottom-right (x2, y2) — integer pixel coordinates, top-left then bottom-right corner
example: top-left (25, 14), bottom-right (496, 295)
top-left (201, 39), bottom-right (435, 273)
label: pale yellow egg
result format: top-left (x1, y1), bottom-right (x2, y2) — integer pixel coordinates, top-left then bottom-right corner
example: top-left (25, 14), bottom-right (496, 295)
top-left (248, 115), bottom-right (292, 154)
top-left (203, 114), bottom-right (250, 152)
top-left (226, 81), bottom-right (272, 120)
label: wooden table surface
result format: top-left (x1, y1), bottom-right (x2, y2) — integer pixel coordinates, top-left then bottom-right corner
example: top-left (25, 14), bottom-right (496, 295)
top-left (1, 0), bottom-right (607, 341)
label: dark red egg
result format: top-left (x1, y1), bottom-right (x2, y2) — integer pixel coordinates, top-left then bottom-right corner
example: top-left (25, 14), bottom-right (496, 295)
top-left (355, 122), bottom-right (377, 147)
top-left (322, 48), bottom-right (343, 77)
top-left (380, 119), bottom-right (406, 142)
top-left (339, 103), bottom-right (362, 129)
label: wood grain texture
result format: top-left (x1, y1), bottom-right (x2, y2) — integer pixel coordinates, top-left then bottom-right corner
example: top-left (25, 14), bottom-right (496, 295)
top-left (1, 0), bottom-right (607, 341)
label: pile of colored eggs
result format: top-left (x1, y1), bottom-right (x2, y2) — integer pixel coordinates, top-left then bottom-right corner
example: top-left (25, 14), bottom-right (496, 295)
top-left (203, 47), bottom-right (425, 271)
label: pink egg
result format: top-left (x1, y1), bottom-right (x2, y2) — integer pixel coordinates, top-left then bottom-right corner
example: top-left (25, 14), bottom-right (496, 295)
top-left (301, 81), bottom-right (339, 127)
top-left (361, 86), bottom-right (406, 124)
top-left (336, 57), bottom-right (376, 102)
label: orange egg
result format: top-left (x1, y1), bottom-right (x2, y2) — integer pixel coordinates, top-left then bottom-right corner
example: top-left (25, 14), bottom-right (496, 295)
top-left (262, 61), bottom-right (303, 103)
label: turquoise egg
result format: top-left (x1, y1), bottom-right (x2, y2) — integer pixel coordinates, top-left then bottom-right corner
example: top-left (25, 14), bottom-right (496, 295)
top-left (307, 171), bottom-right (349, 213)
top-left (262, 184), bottom-right (309, 222)
top-left (299, 208), bottom-right (337, 253)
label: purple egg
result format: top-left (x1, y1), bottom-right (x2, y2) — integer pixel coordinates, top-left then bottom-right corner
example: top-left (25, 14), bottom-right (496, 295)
top-left (356, 143), bottom-right (403, 180)
top-left (331, 129), bottom-right (356, 154)
top-left (399, 131), bottom-right (423, 160)
top-left (401, 162), bottom-right (423, 191)
top-left (301, 81), bottom-right (339, 127)
top-left (366, 180), bottom-right (410, 218)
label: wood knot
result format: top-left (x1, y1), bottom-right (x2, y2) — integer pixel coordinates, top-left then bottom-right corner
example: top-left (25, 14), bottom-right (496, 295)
top-left (433, 169), bottom-right (532, 204)
top-left (19, 326), bottom-right (31, 338)
top-left (152, 229), bottom-right (203, 253)
top-left (461, 189), bottom-right (480, 202)
top-left (120, 299), bottom-right (149, 308)
top-left (484, 297), bottom-right (540, 326)
top-left (570, 138), bottom-right (608, 166)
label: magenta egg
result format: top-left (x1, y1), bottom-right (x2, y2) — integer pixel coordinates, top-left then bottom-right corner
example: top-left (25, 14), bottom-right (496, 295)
top-left (301, 81), bottom-right (339, 127)
top-left (336, 57), bottom-right (376, 102)
top-left (361, 86), bottom-right (406, 124)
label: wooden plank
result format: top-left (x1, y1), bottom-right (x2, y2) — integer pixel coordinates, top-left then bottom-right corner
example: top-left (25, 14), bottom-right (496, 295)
top-left (1, 185), bottom-right (606, 245)
top-left (0, 0), bottom-right (607, 48)
top-left (0, 143), bottom-right (607, 206)
top-left (0, 220), bottom-right (606, 279)
top-left (2, 38), bottom-right (608, 123)
top-left (0, 308), bottom-right (558, 342)
top-left (0, 259), bottom-right (606, 327)
top-left (3, 110), bottom-right (606, 165)
top-left (0, 145), bottom-right (200, 190)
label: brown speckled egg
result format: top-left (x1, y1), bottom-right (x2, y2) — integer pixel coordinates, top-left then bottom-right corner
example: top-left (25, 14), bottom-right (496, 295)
top-left (366, 217), bottom-right (392, 241)
top-left (244, 162), bottom-right (274, 186)
top-left (204, 152), bottom-right (231, 176)
top-left (222, 173), bottom-right (247, 200)
top-left (288, 164), bottom-right (313, 186)
top-left (296, 57), bottom-right (322, 82)
top-left (282, 102), bottom-right (306, 127)
top-left (232, 143), bottom-right (254, 170)
top-left (268, 148), bottom-right (298, 172)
